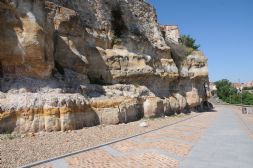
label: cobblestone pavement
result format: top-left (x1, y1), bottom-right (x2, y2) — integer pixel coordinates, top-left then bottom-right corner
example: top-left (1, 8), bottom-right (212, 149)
top-left (29, 111), bottom-right (217, 168)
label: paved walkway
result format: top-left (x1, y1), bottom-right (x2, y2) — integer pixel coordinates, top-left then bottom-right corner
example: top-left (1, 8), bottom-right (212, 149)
top-left (235, 106), bottom-right (253, 137)
top-left (181, 106), bottom-right (253, 168)
top-left (24, 105), bottom-right (253, 168)
top-left (28, 112), bottom-right (216, 168)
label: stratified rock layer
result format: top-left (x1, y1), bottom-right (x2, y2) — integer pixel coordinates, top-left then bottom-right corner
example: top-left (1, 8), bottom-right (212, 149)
top-left (0, 0), bottom-right (210, 133)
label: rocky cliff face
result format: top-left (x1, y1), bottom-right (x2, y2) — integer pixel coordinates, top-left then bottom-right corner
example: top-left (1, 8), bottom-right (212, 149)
top-left (0, 0), bottom-right (210, 133)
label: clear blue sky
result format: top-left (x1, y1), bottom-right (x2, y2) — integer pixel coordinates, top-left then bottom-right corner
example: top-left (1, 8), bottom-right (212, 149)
top-left (149, 0), bottom-right (253, 83)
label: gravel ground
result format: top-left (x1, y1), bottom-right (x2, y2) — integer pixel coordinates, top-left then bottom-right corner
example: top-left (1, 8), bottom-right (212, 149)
top-left (0, 112), bottom-right (199, 168)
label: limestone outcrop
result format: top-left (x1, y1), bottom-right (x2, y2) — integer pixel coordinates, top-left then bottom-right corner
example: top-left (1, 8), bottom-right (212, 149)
top-left (0, 0), bottom-right (210, 133)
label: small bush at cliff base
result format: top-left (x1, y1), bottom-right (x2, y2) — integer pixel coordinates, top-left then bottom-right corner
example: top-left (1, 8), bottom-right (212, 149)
top-left (179, 35), bottom-right (200, 50)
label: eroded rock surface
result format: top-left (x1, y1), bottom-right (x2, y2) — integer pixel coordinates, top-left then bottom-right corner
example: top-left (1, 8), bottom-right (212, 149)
top-left (0, 0), bottom-right (210, 133)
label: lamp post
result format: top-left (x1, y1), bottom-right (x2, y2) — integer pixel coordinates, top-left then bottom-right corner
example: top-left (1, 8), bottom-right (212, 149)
top-left (240, 88), bottom-right (243, 106)
top-left (229, 88), bottom-right (232, 104)
top-left (239, 80), bottom-right (245, 114)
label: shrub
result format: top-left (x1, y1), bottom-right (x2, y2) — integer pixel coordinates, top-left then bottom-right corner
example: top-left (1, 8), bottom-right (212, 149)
top-left (215, 79), bottom-right (253, 105)
top-left (179, 35), bottom-right (200, 50)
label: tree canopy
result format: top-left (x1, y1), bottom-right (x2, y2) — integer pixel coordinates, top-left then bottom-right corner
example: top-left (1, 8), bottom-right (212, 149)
top-left (215, 79), bottom-right (253, 105)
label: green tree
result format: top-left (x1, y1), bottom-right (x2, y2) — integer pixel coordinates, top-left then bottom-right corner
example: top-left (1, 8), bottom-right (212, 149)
top-left (215, 79), bottom-right (232, 102)
top-left (243, 92), bottom-right (253, 105)
top-left (214, 79), bottom-right (253, 105)
top-left (179, 35), bottom-right (200, 50)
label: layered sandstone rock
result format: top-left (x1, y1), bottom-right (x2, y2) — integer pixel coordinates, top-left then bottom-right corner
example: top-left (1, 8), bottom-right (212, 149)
top-left (143, 97), bottom-right (164, 118)
top-left (160, 25), bottom-right (180, 43)
top-left (0, 0), bottom-right (54, 78)
top-left (0, 0), bottom-right (210, 133)
top-left (161, 25), bottom-right (210, 108)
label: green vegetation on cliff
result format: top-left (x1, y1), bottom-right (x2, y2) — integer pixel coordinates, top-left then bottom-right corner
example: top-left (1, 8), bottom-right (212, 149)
top-left (179, 35), bottom-right (200, 50)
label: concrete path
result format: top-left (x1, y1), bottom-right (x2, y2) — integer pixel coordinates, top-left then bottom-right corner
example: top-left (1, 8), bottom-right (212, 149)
top-left (181, 106), bottom-right (253, 168)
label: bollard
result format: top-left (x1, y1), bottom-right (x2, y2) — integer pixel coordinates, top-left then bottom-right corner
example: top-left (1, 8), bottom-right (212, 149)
top-left (242, 107), bottom-right (247, 114)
